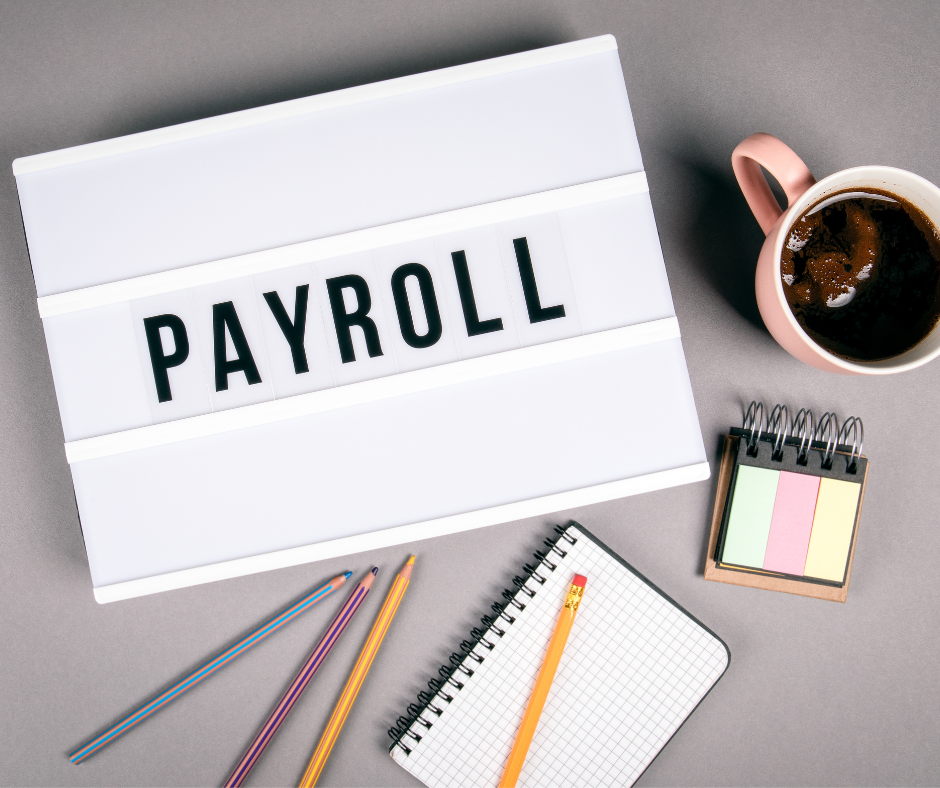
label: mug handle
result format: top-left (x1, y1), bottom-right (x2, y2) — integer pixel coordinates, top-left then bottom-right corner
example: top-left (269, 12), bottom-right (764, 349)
top-left (731, 133), bottom-right (817, 235)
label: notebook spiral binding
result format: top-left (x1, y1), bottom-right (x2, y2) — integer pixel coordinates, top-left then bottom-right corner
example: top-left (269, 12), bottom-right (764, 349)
top-left (737, 400), bottom-right (864, 474)
top-left (387, 525), bottom-right (578, 755)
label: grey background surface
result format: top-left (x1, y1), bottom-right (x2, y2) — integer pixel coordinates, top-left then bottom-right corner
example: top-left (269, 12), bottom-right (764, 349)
top-left (1, 1), bottom-right (939, 785)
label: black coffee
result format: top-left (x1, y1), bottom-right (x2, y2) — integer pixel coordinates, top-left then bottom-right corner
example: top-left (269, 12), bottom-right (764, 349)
top-left (781, 189), bottom-right (940, 361)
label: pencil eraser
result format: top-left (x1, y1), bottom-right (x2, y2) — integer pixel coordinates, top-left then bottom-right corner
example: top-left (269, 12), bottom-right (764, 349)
top-left (572, 574), bottom-right (587, 588)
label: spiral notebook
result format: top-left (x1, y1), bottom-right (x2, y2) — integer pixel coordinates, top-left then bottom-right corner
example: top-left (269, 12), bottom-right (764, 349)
top-left (705, 402), bottom-right (869, 603)
top-left (388, 523), bottom-right (729, 787)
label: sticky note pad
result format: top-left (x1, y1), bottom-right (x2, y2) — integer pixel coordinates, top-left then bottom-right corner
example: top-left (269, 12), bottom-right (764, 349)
top-left (803, 478), bottom-right (861, 583)
top-left (707, 420), bottom-right (869, 601)
top-left (720, 465), bottom-right (780, 568)
top-left (763, 471), bottom-right (821, 576)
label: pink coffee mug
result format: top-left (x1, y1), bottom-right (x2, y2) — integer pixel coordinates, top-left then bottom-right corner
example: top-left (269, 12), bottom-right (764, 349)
top-left (732, 132), bottom-right (940, 374)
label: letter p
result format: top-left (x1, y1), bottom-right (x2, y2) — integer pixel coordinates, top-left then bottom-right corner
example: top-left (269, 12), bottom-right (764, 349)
top-left (143, 314), bottom-right (190, 402)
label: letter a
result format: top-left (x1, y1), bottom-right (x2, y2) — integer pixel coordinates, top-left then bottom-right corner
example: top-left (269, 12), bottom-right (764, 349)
top-left (213, 301), bottom-right (262, 391)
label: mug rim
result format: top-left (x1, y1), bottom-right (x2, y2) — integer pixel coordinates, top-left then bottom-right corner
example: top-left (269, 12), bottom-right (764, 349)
top-left (769, 165), bottom-right (940, 374)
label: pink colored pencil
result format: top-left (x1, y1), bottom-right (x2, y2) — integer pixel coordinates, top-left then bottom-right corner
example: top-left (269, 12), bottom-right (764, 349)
top-left (223, 568), bottom-right (378, 788)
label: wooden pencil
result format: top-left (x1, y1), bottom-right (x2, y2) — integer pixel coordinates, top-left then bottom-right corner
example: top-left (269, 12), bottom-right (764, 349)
top-left (298, 556), bottom-right (415, 787)
top-left (69, 572), bottom-right (351, 765)
top-left (223, 569), bottom-right (378, 788)
top-left (499, 574), bottom-right (587, 788)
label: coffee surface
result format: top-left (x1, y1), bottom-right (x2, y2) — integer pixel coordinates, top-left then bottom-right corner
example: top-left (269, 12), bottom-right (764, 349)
top-left (781, 189), bottom-right (940, 361)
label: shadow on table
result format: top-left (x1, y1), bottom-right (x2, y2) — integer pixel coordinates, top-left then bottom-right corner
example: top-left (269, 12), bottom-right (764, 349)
top-left (659, 138), bottom-right (774, 331)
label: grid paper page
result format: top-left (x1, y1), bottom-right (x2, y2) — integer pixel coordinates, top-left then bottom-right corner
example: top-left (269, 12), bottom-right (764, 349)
top-left (391, 525), bottom-right (729, 787)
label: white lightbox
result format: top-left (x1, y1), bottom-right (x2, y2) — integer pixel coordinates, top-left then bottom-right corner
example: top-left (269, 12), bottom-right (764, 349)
top-left (14, 36), bottom-right (708, 602)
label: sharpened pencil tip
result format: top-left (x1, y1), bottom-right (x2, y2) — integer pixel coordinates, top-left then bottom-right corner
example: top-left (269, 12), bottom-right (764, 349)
top-left (371, 567), bottom-right (379, 575)
top-left (344, 571), bottom-right (352, 580)
top-left (407, 555), bottom-right (415, 565)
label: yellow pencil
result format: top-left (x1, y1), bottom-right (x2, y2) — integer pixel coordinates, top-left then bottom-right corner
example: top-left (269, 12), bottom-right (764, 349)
top-left (298, 555), bottom-right (415, 787)
top-left (499, 573), bottom-right (587, 788)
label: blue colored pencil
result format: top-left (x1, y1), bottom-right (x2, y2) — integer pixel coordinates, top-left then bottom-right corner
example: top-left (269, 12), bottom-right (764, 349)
top-left (69, 572), bottom-right (351, 764)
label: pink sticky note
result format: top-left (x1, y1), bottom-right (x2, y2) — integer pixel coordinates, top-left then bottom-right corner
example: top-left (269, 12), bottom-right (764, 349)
top-left (763, 471), bottom-right (821, 575)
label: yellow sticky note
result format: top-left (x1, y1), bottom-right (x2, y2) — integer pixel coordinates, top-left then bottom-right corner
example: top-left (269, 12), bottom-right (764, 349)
top-left (803, 478), bottom-right (861, 583)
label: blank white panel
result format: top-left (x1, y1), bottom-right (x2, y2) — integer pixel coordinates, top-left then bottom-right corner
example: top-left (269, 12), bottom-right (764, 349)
top-left (313, 252), bottom-right (399, 386)
top-left (498, 213), bottom-right (582, 347)
top-left (373, 239), bottom-right (459, 373)
top-left (131, 291), bottom-right (212, 425)
top-left (72, 338), bottom-right (705, 588)
top-left (190, 279), bottom-right (275, 412)
top-left (251, 264), bottom-right (335, 399)
top-left (42, 304), bottom-right (152, 442)
top-left (434, 227), bottom-right (520, 360)
top-left (17, 49), bottom-right (641, 297)
top-left (560, 193), bottom-right (676, 333)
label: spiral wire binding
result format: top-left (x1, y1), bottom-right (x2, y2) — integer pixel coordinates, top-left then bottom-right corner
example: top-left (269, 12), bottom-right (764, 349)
top-left (743, 401), bottom-right (765, 457)
top-left (838, 417), bottom-right (864, 473)
top-left (387, 525), bottom-right (580, 755)
top-left (816, 412), bottom-right (839, 470)
top-left (793, 408), bottom-right (815, 465)
top-left (768, 404), bottom-right (790, 461)
top-left (740, 402), bottom-right (862, 474)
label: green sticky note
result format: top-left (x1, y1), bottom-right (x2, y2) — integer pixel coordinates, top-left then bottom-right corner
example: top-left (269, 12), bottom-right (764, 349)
top-left (721, 465), bottom-right (780, 568)
top-left (803, 478), bottom-right (861, 583)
